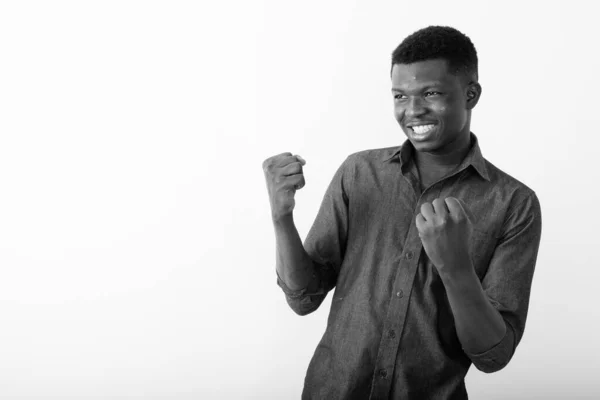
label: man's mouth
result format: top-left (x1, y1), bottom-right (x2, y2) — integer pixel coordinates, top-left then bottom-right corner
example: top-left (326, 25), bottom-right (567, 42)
top-left (410, 124), bottom-right (436, 135)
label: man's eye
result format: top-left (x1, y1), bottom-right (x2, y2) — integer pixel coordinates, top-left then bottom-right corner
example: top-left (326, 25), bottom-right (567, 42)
top-left (394, 94), bottom-right (406, 100)
top-left (425, 91), bottom-right (442, 97)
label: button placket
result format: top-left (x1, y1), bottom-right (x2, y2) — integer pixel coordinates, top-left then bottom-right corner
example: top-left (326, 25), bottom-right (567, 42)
top-left (369, 223), bottom-right (422, 400)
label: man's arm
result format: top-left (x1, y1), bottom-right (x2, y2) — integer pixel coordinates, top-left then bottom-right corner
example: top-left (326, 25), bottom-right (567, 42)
top-left (263, 153), bottom-right (349, 315)
top-left (417, 193), bottom-right (542, 372)
top-left (272, 214), bottom-right (335, 316)
top-left (439, 262), bottom-right (507, 360)
top-left (263, 152), bottom-right (316, 294)
top-left (273, 214), bottom-right (317, 292)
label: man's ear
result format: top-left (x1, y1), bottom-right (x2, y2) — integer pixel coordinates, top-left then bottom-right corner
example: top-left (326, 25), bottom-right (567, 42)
top-left (466, 82), bottom-right (482, 110)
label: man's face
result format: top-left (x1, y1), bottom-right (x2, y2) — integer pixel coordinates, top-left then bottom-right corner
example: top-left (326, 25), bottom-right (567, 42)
top-left (391, 59), bottom-right (475, 153)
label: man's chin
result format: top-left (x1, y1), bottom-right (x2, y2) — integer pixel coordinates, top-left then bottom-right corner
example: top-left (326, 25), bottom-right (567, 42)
top-left (411, 141), bottom-right (441, 153)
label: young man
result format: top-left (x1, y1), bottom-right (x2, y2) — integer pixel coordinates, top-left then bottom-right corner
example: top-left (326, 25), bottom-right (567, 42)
top-left (262, 26), bottom-right (542, 400)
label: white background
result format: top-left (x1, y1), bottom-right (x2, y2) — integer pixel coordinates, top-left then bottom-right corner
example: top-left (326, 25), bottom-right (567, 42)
top-left (0, 1), bottom-right (598, 399)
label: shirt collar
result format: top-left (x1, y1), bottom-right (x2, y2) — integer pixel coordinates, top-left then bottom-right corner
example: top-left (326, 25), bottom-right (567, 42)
top-left (381, 132), bottom-right (490, 182)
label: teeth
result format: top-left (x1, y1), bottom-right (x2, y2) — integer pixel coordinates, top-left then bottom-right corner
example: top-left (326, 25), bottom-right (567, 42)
top-left (412, 124), bottom-right (435, 134)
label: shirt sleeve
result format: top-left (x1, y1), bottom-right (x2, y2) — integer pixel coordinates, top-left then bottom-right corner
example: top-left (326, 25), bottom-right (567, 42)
top-left (465, 191), bottom-right (542, 373)
top-left (276, 156), bottom-right (352, 316)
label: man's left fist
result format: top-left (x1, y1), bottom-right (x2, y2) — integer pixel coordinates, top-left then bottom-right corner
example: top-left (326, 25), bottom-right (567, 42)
top-left (415, 197), bottom-right (473, 273)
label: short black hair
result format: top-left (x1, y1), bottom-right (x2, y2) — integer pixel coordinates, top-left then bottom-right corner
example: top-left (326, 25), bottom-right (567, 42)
top-left (391, 26), bottom-right (478, 81)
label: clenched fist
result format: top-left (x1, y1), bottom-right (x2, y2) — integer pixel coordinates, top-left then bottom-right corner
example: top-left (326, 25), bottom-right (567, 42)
top-left (415, 197), bottom-right (473, 275)
top-left (263, 152), bottom-right (306, 221)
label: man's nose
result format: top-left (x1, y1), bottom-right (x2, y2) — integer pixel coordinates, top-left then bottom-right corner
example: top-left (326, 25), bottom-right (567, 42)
top-left (405, 97), bottom-right (427, 118)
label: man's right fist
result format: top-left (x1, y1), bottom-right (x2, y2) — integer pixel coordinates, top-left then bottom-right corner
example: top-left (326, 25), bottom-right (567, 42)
top-left (263, 152), bottom-right (306, 221)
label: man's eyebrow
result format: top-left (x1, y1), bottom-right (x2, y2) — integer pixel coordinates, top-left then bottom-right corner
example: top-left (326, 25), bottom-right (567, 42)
top-left (391, 83), bottom-right (445, 92)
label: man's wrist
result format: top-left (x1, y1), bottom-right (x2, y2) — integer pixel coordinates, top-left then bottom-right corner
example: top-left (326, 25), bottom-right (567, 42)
top-left (438, 258), bottom-right (477, 289)
top-left (272, 212), bottom-right (293, 226)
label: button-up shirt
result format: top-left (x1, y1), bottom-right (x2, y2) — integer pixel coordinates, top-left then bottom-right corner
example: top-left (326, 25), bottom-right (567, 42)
top-left (277, 133), bottom-right (542, 399)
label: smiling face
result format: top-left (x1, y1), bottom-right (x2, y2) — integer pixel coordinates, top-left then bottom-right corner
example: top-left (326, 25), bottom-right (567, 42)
top-left (391, 58), bottom-right (480, 154)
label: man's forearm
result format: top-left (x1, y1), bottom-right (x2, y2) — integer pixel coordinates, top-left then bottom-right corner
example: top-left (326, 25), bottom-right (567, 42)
top-left (439, 263), bottom-right (506, 355)
top-left (273, 214), bottom-right (316, 291)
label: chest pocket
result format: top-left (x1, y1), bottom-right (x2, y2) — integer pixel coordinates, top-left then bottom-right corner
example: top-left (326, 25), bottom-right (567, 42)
top-left (470, 227), bottom-right (498, 280)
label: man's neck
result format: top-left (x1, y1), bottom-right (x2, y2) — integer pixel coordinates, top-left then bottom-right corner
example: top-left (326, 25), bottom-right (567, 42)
top-left (414, 132), bottom-right (472, 188)
top-left (415, 132), bottom-right (472, 169)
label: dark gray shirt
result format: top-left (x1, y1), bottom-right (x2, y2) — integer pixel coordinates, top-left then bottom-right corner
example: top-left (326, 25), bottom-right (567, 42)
top-left (277, 133), bottom-right (542, 399)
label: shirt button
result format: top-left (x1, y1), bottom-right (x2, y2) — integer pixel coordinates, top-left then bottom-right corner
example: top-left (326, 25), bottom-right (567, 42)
top-left (396, 290), bottom-right (403, 298)
top-left (405, 251), bottom-right (413, 260)
top-left (388, 330), bottom-right (396, 338)
top-left (378, 369), bottom-right (388, 378)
